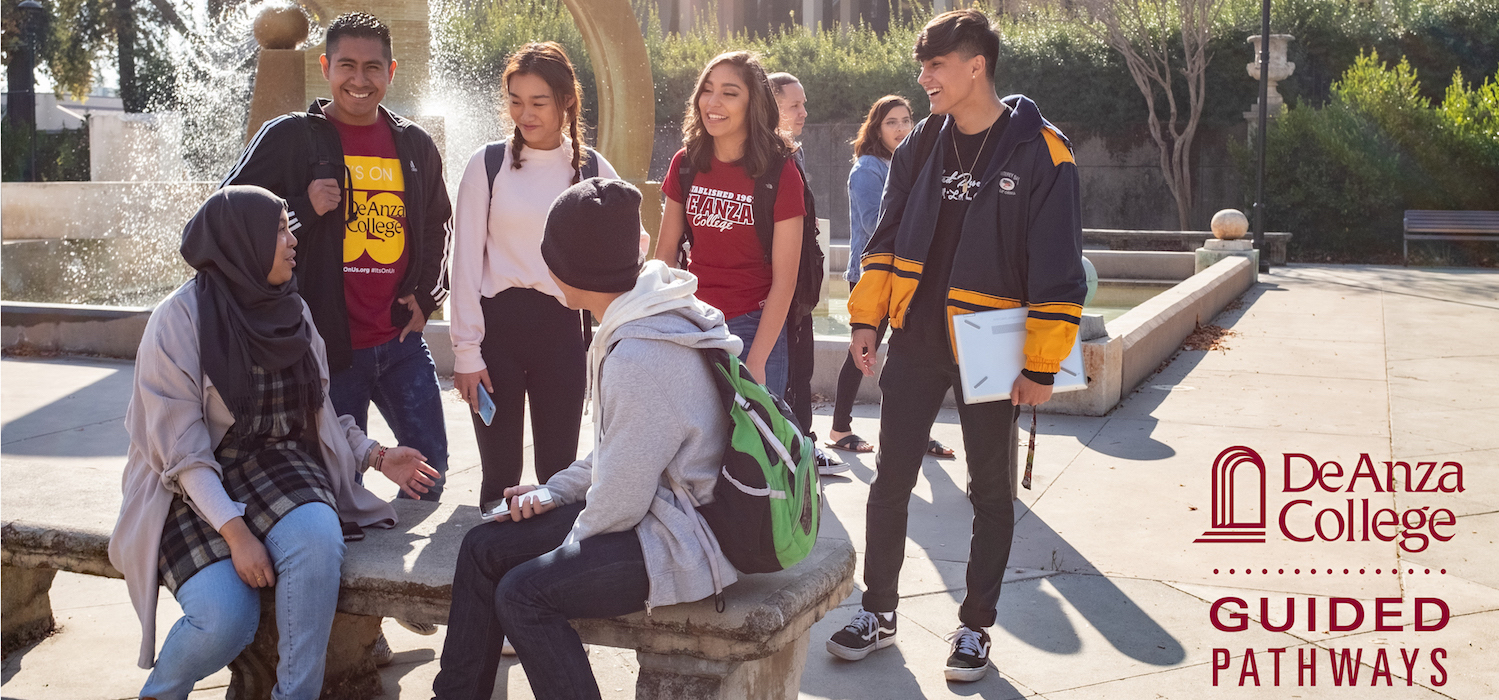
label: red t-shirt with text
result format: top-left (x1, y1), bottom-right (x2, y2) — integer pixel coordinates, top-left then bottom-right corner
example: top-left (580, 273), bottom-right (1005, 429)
top-left (663, 150), bottom-right (806, 319)
top-left (330, 117), bottom-right (409, 349)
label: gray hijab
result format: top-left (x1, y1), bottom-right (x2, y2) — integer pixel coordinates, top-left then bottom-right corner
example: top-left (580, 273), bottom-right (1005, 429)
top-left (178, 185), bottom-right (320, 423)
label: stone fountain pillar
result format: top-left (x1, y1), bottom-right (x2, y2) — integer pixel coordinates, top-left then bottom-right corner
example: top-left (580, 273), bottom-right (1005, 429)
top-left (1245, 34), bottom-right (1295, 140)
top-left (246, 6), bottom-right (310, 143)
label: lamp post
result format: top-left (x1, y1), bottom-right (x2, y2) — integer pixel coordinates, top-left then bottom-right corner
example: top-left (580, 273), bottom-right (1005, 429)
top-left (13, 0), bottom-right (46, 181)
top-left (1252, 0), bottom-right (1271, 274)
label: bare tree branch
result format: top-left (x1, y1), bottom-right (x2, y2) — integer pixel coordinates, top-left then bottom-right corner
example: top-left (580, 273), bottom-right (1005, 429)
top-left (1081, 0), bottom-right (1223, 229)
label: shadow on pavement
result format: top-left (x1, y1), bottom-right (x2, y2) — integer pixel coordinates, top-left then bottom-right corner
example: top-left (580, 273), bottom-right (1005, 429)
top-left (1, 362), bottom-right (133, 458)
top-left (1007, 505), bottom-right (1186, 666)
top-left (799, 643), bottom-right (939, 700)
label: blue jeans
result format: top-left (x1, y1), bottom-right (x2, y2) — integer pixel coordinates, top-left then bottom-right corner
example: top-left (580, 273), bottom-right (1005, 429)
top-left (141, 503), bottom-right (345, 700)
top-left (329, 332), bottom-right (449, 501)
top-left (726, 308), bottom-right (789, 398)
top-left (432, 502), bottom-right (650, 700)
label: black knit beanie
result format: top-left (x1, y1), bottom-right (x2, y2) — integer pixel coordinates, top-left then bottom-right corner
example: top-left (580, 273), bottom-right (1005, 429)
top-left (541, 177), bottom-right (644, 293)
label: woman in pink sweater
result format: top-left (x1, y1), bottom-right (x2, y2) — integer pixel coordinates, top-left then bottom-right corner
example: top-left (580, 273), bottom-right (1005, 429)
top-left (449, 42), bottom-right (639, 509)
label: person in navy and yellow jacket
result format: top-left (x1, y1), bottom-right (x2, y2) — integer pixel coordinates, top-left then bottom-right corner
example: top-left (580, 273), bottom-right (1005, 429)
top-left (825, 9), bottom-right (1086, 684)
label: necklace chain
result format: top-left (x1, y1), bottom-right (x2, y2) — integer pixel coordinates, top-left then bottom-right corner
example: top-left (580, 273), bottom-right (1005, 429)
top-left (951, 118), bottom-right (996, 196)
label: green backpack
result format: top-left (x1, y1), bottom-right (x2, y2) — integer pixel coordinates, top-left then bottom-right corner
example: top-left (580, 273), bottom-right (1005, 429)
top-left (695, 348), bottom-right (821, 574)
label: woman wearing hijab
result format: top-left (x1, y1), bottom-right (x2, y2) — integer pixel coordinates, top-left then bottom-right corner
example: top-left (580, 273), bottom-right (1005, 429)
top-left (109, 186), bottom-right (440, 700)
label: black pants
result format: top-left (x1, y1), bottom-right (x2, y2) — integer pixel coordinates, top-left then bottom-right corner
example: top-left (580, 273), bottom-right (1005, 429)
top-left (432, 501), bottom-right (650, 700)
top-left (833, 281), bottom-right (890, 434)
top-left (785, 312), bottom-right (816, 437)
top-left (472, 288), bottom-right (586, 506)
top-left (860, 327), bottom-right (1017, 629)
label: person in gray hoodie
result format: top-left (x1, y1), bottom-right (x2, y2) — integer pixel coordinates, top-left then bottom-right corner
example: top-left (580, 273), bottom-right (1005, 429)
top-left (432, 178), bottom-right (739, 700)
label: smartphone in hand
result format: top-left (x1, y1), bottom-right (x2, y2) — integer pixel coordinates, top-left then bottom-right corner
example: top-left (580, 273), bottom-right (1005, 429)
top-left (477, 385), bottom-right (496, 426)
top-left (478, 487), bottom-right (554, 522)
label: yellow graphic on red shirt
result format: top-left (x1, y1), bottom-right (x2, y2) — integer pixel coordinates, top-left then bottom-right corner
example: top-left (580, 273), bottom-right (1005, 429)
top-left (342, 155), bottom-right (407, 265)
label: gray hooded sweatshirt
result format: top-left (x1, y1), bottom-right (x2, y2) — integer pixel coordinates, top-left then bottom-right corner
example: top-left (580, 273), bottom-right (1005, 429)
top-left (544, 261), bottom-right (742, 610)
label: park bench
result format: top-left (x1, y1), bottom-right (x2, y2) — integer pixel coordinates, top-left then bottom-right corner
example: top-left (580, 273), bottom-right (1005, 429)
top-left (2, 498), bottom-right (855, 699)
top-left (1403, 210), bottom-right (1499, 265)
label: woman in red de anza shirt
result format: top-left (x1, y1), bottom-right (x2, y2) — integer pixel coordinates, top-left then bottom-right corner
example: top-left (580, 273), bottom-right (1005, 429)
top-left (655, 51), bottom-right (804, 396)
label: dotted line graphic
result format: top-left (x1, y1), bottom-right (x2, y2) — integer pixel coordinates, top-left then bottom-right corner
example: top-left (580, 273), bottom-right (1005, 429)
top-left (1211, 568), bottom-right (1446, 575)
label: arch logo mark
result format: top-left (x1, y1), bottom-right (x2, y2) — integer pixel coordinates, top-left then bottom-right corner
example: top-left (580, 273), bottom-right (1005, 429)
top-left (1194, 446), bottom-right (1267, 543)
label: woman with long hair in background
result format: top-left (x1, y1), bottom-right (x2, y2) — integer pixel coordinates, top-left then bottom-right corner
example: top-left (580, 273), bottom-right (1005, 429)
top-left (826, 95), bottom-right (952, 458)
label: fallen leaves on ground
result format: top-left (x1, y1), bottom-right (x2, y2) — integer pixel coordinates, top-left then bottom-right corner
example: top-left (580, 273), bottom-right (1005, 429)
top-left (1182, 323), bottom-right (1237, 353)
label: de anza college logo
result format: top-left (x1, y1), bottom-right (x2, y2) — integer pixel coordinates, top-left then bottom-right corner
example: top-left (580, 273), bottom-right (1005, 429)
top-left (1195, 446), bottom-right (1268, 543)
top-left (1191, 445), bottom-right (1466, 689)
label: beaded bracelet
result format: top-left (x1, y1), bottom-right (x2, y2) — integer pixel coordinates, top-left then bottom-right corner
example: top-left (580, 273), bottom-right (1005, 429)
top-left (371, 445), bottom-right (388, 473)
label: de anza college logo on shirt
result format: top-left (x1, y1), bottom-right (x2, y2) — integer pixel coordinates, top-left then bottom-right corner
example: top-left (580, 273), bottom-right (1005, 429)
top-left (342, 155), bottom-right (406, 271)
top-left (686, 185), bottom-right (754, 231)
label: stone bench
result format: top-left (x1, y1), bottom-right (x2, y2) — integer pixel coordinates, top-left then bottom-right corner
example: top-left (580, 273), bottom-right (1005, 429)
top-left (2, 499), bottom-right (855, 699)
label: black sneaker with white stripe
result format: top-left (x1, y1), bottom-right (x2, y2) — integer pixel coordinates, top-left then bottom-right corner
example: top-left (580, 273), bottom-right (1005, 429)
top-left (944, 625), bottom-right (992, 682)
top-left (826, 609), bottom-right (896, 660)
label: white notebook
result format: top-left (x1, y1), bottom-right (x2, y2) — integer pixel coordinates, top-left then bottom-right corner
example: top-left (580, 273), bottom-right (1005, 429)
top-left (951, 307), bottom-right (1087, 404)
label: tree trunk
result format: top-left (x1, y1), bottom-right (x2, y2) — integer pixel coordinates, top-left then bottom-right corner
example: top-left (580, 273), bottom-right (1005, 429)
top-left (115, 0), bottom-right (141, 112)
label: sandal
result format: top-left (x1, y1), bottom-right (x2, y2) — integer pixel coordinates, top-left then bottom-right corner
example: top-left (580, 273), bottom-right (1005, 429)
top-left (827, 434), bottom-right (874, 453)
top-left (927, 439), bottom-right (955, 458)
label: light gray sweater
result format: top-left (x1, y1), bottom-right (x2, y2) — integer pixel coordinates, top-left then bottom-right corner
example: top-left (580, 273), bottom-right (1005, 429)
top-left (545, 261), bottom-right (741, 610)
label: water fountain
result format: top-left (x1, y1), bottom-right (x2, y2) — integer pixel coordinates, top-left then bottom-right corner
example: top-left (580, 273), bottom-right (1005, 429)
top-left (1, 0), bottom-right (654, 341)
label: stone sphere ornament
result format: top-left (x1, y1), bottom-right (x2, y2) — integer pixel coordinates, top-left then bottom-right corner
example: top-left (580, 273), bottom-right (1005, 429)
top-left (1211, 209), bottom-right (1249, 240)
top-left (1081, 255), bottom-right (1098, 306)
top-left (254, 5), bottom-right (310, 50)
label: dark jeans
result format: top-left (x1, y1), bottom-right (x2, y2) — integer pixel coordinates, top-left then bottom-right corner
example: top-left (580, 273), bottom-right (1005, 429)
top-left (861, 328), bottom-right (1017, 629)
top-left (328, 331), bottom-right (449, 501)
top-left (725, 308), bottom-right (789, 399)
top-left (785, 312), bottom-right (816, 437)
top-left (432, 502), bottom-right (650, 700)
top-left (471, 288), bottom-right (586, 506)
top-left (833, 285), bottom-right (890, 433)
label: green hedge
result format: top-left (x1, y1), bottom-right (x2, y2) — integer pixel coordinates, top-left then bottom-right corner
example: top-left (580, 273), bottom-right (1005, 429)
top-left (1247, 52), bottom-right (1499, 264)
top-left (435, 0), bottom-right (1499, 134)
top-left (0, 120), bottom-right (90, 182)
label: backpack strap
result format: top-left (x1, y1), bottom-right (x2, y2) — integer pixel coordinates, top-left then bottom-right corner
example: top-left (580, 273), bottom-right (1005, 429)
top-left (484, 141), bottom-right (507, 203)
top-left (675, 157), bottom-right (698, 269)
top-left (750, 157), bottom-right (789, 265)
top-left (581, 146), bottom-right (600, 180)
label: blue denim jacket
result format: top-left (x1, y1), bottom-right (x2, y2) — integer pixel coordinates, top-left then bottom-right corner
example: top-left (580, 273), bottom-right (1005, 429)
top-left (846, 154), bottom-right (890, 283)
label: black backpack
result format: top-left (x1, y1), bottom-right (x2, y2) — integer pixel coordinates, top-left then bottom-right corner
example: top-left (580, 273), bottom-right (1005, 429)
top-left (483, 141), bottom-right (601, 198)
top-left (674, 155), bottom-right (826, 320)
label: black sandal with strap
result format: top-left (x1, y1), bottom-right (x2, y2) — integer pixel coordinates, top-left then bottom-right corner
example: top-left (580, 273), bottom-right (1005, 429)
top-left (827, 434), bottom-right (874, 453)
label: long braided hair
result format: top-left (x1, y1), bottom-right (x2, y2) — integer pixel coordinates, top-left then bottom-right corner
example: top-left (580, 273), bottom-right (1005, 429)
top-left (502, 42), bottom-right (586, 184)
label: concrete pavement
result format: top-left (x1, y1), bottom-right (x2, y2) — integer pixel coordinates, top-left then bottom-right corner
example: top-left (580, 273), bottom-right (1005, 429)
top-left (3, 264), bottom-right (1497, 699)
